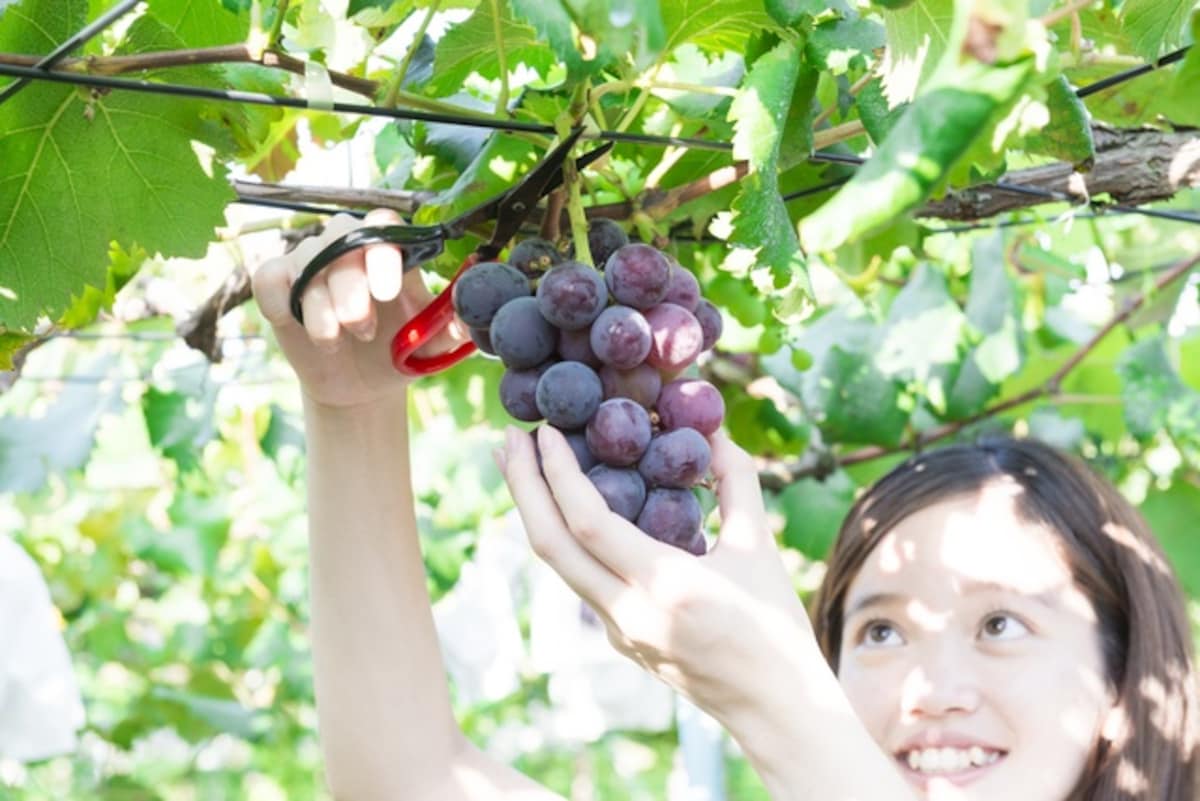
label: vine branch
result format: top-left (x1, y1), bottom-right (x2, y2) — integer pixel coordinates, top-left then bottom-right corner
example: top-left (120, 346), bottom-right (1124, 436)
top-left (760, 250), bottom-right (1200, 490)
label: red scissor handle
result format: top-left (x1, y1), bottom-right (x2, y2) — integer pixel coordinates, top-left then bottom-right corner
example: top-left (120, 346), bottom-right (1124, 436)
top-left (389, 253), bottom-right (480, 376)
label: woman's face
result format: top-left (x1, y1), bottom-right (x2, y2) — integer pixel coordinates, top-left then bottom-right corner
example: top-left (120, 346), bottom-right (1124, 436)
top-left (836, 479), bottom-right (1115, 801)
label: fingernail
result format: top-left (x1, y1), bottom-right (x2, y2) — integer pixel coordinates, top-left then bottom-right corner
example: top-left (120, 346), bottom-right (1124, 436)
top-left (492, 447), bottom-right (507, 474)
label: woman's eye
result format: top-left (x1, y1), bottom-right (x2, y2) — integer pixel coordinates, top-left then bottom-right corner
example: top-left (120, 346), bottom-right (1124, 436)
top-left (981, 612), bottom-right (1029, 640)
top-left (861, 621), bottom-right (903, 647)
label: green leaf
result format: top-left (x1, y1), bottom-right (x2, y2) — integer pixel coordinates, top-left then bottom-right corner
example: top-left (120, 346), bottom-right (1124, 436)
top-left (1166, 10), bottom-right (1200, 125)
top-left (1117, 336), bottom-right (1200, 441)
top-left (879, 0), bottom-right (955, 104)
top-left (728, 40), bottom-right (813, 294)
top-left (145, 0), bottom-right (249, 47)
top-left (811, 344), bottom-right (910, 446)
top-left (141, 371), bottom-right (219, 472)
top-left (0, 0), bottom-right (235, 331)
top-left (1141, 480), bottom-right (1200, 599)
top-left (0, 355), bottom-right (121, 492)
top-left (777, 470), bottom-right (857, 559)
top-left (1121, 0), bottom-right (1195, 60)
top-left (513, 0), bottom-right (666, 74)
top-left (1024, 75), bottom-right (1096, 168)
top-left (876, 263), bottom-right (966, 382)
top-left (856, 77), bottom-right (906, 145)
top-left (660, 0), bottom-right (778, 52)
top-left (798, 57), bottom-right (1035, 254)
top-left (805, 12), bottom-right (886, 74)
top-left (725, 395), bottom-right (809, 456)
top-left (428, 2), bottom-right (557, 96)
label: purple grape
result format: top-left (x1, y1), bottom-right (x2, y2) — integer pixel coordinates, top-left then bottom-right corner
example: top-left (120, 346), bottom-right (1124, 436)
top-left (638, 428), bottom-right (711, 488)
top-left (636, 488), bottom-right (704, 553)
top-left (657, 379), bottom-right (725, 436)
top-left (490, 297), bottom-right (558, 369)
top-left (604, 244), bottom-right (671, 309)
top-left (469, 325), bottom-right (496, 356)
top-left (663, 260), bottom-right (701, 312)
top-left (599, 363), bottom-right (661, 410)
top-left (536, 261), bottom-right (608, 330)
top-left (558, 327), bottom-right (603, 368)
top-left (643, 303), bottom-right (704, 371)
top-left (508, 237), bottom-right (562, 278)
top-left (532, 428), bottom-right (598, 474)
top-left (535, 361), bottom-right (603, 429)
top-left (587, 464), bottom-right (647, 521)
top-left (693, 299), bottom-right (723, 351)
top-left (585, 398), bottom-right (652, 467)
top-left (590, 305), bottom-right (652, 370)
top-left (500, 363), bottom-right (555, 422)
top-left (571, 218), bottom-right (629, 268)
top-left (452, 261), bottom-right (530, 327)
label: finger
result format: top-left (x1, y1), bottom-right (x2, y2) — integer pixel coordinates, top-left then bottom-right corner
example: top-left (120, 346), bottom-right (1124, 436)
top-left (300, 277), bottom-right (342, 351)
top-left (326, 253), bottom-right (377, 342)
top-left (363, 208), bottom-right (405, 302)
top-left (535, 425), bottom-right (682, 584)
top-left (500, 426), bottom-right (630, 610)
top-left (251, 254), bottom-right (298, 330)
top-left (709, 429), bottom-right (771, 552)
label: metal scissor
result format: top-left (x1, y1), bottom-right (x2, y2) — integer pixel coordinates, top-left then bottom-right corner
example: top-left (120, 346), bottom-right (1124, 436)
top-left (288, 127), bottom-right (612, 376)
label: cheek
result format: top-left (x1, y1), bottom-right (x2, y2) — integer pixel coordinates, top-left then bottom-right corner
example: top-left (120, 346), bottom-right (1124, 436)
top-left (837, 654), bottom-right (907, 728)
top-left (994, 654), bottom-right (1110, 750)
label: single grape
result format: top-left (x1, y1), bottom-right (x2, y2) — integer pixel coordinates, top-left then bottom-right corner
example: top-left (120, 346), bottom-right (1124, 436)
top-left (532, 428), bottom-right (598, 474)
top-left (469, 325), bottom-right (496, 356)
top-left (587, 465), bottom-right (647, 521)
top-left (500, 363), bottom-right (555, 422)
top-left (656, 379), bottom-right (725, 436)
top-left (558, 327), bottom-right (603, 369)
top-left (535, 361), bottom-right (603, 429)
top-left (586, 398), bottom-right (652, 467)
top-left (536, 261), bottom-right (608, 330)
top-left (693, 299), bottom-right (723, 351)
top-left (604, 244), bottom-right (671, 309)
top-left (508, 237), bottom-right (562, 278)
top-left (662, 259), bottom-right (701, 312)
top-left (643, 303), bottom-right (704, 371)
top-left (570, 218), bottom-right (629, 268)
top-left (638, 428), bottom-right (711, 488)
top-left (490, 297), bottom-right (558, 369)
top-left (452, 261), bottom-right (530, 328)
top-left (590, 305), bottom-right (652, 370)
top-left (599, 363), bottom-right (661, 410)
top-left (636, 488), bottom-right (705, 553)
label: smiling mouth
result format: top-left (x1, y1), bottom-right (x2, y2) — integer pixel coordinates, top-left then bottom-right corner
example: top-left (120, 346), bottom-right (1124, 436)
top-left (894, 748), bottom-right (1009, 789)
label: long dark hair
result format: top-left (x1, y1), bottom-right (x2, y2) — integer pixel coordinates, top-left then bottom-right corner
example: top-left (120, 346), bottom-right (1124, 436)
top-left (808, 437), bottom-right (1199, 800)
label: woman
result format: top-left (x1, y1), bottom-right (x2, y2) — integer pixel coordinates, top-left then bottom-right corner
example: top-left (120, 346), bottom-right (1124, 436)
top-left (252, 211), bottom-right (1199, 800)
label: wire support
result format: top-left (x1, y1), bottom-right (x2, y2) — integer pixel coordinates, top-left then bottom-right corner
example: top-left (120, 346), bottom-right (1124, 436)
top-left (0, 0), bottom-right (141, 106)
top-left (1075, 45), bottom-right (1191, 99)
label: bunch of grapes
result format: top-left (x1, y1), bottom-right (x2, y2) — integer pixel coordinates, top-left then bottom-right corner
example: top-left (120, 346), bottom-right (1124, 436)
top-left (452, 220), bottom-right (725, 555)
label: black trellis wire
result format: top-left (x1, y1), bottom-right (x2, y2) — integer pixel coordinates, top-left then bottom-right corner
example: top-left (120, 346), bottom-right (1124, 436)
top-left (0, 0), bottom-right (140, 106)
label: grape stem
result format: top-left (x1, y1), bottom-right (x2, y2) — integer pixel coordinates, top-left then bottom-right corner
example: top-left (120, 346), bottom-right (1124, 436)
top-left (383, 0), bottom-right (443, 108)
top-left (557, 96), bottom-right (594, 266)
top-left (489, 0), bottom-right (510, 116)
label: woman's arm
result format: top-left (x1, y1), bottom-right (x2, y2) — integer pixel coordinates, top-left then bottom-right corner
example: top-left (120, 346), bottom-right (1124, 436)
top-left (253, 211), bottom-right (565, 801)
top-left (498, 425), bottom-right (919, 801)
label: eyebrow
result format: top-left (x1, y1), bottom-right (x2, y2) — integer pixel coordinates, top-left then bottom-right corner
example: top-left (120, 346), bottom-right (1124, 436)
top-left (843, 580), bottom-right (1060, 622)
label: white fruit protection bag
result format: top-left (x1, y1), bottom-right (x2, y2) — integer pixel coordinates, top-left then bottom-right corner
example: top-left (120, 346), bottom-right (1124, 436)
top-left (0, 535), bottom-right (86, 762)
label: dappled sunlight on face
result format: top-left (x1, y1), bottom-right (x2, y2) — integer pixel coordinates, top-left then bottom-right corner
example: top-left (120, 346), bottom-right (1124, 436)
top-left (836, 481), bottom-right (1115, 801)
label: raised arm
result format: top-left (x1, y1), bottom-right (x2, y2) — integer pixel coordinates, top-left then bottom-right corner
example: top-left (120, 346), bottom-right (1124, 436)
top-left (252, 211), bottom-right (564, 801)
top-left (498, 424), bottom-right (920, 801)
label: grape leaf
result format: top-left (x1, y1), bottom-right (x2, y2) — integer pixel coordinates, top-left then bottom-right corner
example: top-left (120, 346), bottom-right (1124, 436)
top-left (146, 0), bottom-right (248, 47)
top-left (0, 0), bottom-right (235, 330)
top-left (878, 0), bottom-right (955, 104)
top-left (660, 0), bottom-right (777, 53)
top-left (1121, 0), bottom-right (1195, 60)
top-left (806, 11), bottom-right (886, 74)
top-left (1141, 481), bottom-right (1200, 598)
top-left (777, 470), bottom-right (856, 559)
top-left (811, 344), bottom-right (910, 446)
top-left (856, 77), bottom-right (906, 144)
top-left (728, 40), bottom-right (812, 293)
top-left (513, 0), bottom-right (666, 74)
top-left (428, 2), bottom-right (556, 97)
top-left (1024, 75), bottom-right (1096, 168)
top-left (1117, 336), bottom-right (1200, 442)
top-left (876, 263), bottom-right (966, 384)
top-left (0, 355), bottom-right (122, 492)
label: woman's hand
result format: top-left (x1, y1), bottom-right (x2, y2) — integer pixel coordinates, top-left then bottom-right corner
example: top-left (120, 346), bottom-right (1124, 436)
top-left (252, 209), bottom-right (468, 409)
top-left (496, 424), bottom-right (818, 727)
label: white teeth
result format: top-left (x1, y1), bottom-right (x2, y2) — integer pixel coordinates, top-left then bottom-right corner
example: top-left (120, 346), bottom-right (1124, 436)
top-left (902, 746), bottom-right (1003, 774)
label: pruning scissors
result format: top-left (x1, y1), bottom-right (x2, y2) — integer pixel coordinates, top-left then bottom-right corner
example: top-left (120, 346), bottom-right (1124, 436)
top-left (288, 127), bottom-right (612, 376)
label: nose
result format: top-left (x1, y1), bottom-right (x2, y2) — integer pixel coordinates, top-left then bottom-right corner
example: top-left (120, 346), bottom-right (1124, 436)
top-left (900, 642), bottom-right (983, 718)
